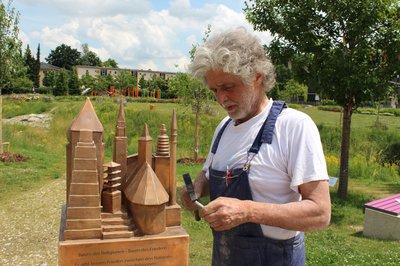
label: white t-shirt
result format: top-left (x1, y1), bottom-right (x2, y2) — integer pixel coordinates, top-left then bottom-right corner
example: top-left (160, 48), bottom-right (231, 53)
top-left (203, 99), bottom-right (329, 240)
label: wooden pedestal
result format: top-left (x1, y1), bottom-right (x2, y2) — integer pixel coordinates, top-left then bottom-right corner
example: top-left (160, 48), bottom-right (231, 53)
top-left (102, 190), bottom-right (122, 213)
top-left (59, 226), bottom-right (189, 266)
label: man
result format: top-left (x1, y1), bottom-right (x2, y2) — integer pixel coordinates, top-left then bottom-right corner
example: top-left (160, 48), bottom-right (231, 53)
top-left (181, 27), bottom-right (331, 266)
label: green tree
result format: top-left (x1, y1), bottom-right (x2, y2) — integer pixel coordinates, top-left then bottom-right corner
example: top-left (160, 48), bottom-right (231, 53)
top-left (280, 79), bottom-right (308, 103)
top-left (148, 74), bottom-right (166, 97)
top-left (0, 0), bottom-right (25, 152)
top-left (184, 24), bottom-right (215, 160)
top-left (115, 71), bottom-right (136, 93)
top-left (105, 74), bottom-right (114, 91)
top-left (94, 75), bottom-right (108, 94)
top-left (80, 72), bottom-right (95, 94)
top-left (46, 44), bottom-right (81, 70)
top-left (68, 67), bottom-right (80, 95)
top-left (103, 58), bottom-right (118, 68)
top-left (139, 75), bottom-right (147, 95)
top-left (34, 44), bottom-right (40, 87)
top-left (0, 0), bottom-right (25, 91)
top-left (24, 44), bottom-right (35, 83)
top-left (54, 69), bottom-right (69, 96)
top-left (245, 0), bottom-right (400, 199)
top-left (169, 72), bottom-right (213, 160)
top-left (270, 64), bottom-right (292, 99)
top-left (11, 75), bottom-right (33, 93)
top-left (80, 43), bottom-right (102, 67)
top-left (43, 70), bottom-right (57, 89)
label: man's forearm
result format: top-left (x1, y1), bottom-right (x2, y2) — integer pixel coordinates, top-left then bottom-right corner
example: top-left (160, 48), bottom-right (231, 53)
top-left (244, 181), bottom-right (331, 231)
top-left (244, 199), bottom-right (330, 231)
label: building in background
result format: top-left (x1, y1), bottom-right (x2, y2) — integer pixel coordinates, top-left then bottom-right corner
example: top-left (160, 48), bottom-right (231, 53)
top-left (76, 65), bottom-right (176, 90)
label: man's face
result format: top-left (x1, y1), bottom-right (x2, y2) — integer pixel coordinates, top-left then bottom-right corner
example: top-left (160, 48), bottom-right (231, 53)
top-left (205, 70), bottom-right (264, 123)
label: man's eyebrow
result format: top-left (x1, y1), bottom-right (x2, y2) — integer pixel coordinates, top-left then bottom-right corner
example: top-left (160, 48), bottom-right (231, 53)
top-left (215, 82), bottom-right (234, 87)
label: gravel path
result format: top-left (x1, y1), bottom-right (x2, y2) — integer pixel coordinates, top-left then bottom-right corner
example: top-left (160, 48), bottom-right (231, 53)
top-left (0, 178), bottom-right (65, 265)
top-left (3, 114), bottom-right (53, 128)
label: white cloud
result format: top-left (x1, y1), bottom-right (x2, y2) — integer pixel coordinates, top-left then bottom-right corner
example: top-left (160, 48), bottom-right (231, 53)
top-left (90, 47), bottom-right (111, 61)
top-left (31, 20), bottom-right (81, 50)
top-left (18, 1), bottom-right (273, 72)
top-left (86, 16), bottom-right (141, 55)
top-left (137, 60), bottom-right (157, 71)
top-left (19, 31), bottom-right (30, 49)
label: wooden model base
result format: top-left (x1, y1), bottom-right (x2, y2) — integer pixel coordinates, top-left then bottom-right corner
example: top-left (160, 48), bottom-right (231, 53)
top-left (59, 226), bottom-right (189, 266)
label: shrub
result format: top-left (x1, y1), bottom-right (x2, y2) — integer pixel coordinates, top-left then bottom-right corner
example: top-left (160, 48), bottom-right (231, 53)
top-left (349, 154), bottom-right (399, 181)
top-left (35, 87), bottom-right (51, 94)
top-left (318, 105), bottom-right (342, 112)
top-left (318, 124), bottom-right (342, 153)
top-left (320, 99), bottom-right (337, 105)
top-left (380, 108), bottom-right (400, 117)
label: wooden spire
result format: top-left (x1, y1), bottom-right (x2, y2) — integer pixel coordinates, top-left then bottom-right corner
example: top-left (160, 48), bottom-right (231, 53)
top-left (138, 123), bottom-right (152, 166)
top-left (113, 98), bottom-right (127, 185)
top-left (68, 97), bottom-right (103, 136)
top-left (156, 124), bottom-right (170, 156)
top-left (115, 98), bottom-right (126, 137)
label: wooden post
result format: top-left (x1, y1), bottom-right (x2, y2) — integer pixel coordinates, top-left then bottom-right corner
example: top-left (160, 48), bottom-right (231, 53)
top-left (0, 95), bottom-right (3, 154)
top-left (169, 110), bottom-right (177, 205)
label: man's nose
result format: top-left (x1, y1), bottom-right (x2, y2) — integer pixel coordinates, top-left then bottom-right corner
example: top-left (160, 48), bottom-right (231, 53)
top-left (216, 90), bottom-right (228, 103)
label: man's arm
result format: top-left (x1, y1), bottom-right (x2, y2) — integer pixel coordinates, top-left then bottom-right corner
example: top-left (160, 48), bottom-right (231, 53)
top-left (200, 180), bottom-right (331, 232)
top-left (180, 170), bottom-right (210, 212)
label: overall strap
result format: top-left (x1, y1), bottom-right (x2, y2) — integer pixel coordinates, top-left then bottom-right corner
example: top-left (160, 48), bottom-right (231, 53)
top-left (211, 118), bottom-right (232, 154)
top-left (210, 100), bottom-right (286, 155)
top-left (248, 100), bottom-right (286, 154)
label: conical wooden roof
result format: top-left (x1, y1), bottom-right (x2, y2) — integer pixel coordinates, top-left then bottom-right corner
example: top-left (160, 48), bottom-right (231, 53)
top-left (124, 162), bottom-right (169, 205)
top-left (68, 97), bottom-right (104, 132)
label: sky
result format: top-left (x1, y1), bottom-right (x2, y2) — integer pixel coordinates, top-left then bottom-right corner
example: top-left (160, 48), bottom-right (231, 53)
top-left (13, 0), bottom-right (273, 73)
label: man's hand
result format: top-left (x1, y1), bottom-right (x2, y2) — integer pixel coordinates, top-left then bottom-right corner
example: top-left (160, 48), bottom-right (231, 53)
top-left (180, 187), bottom-right (200, 212)
top-left (200, 197), bottom-right (249, 231)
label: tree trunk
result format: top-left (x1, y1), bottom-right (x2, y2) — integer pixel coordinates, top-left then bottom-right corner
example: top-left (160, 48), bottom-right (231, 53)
top-left (375, 103), bottom-right (380, 124)
top-left (194, 106), bottom-right (199, 161)
top-left (0, 94), bottom-right (2, 154)
top-left (338, 104), bottom-right (353, 199)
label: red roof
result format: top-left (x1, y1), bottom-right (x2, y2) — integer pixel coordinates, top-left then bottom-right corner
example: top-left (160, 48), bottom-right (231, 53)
top-left (364, 194), bottom-right (400, 216)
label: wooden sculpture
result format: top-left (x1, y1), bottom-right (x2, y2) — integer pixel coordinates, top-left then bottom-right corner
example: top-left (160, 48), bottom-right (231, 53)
top-left (58, 98), bottom-right (188, 266)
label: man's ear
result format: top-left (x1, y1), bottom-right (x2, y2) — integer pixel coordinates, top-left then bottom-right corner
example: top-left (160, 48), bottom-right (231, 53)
top-left (255, 72), bottom-right (264, 86)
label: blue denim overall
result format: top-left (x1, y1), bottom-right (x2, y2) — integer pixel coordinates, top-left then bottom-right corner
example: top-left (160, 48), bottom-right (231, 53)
top-left (209, 101), bottom-right (305, 266)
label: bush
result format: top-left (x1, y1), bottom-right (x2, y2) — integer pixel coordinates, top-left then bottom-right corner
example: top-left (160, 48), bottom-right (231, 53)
top-left (3, 86), bottom-right (33, 94)
top-left (382, 142), bottom-right (400, 166)
top-left (318, 123), bottom-right (342, 153)
top-left (349, 154), bottom-right (399, 181)
top-left (380, 108), bottom-right (400, 117)
top-left (320, 99), bottom-right (337, 105)
top-left (35, 87), bottom-right (52, 94)
top-left (318, 105), bottom-right (342, 112)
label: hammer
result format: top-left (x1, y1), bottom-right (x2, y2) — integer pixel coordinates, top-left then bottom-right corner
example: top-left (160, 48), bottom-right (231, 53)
top-left (183, 173), bottom-right (204, 221)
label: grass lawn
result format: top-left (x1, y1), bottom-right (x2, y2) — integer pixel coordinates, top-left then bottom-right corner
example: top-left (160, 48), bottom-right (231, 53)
top-left (0, 95), bottom-right (399, 265)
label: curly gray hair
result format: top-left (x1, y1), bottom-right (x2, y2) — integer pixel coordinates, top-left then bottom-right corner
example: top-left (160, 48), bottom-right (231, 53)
top-left (188, 27), bottom-right (275, 92)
